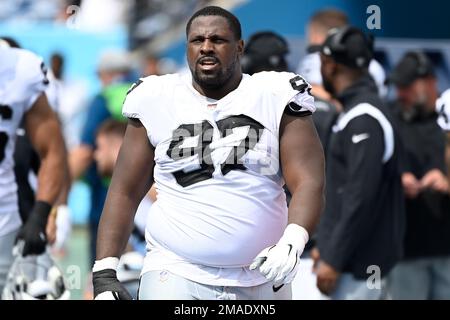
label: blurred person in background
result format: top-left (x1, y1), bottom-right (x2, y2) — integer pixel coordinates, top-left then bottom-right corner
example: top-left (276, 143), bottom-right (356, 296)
top-left (69, 49), bottom-right (135, 267)
top-left (295, 9), bottom-right (343, 150)
top-left (141, 51), bottom-right (161, 77)
top-left (297, 8), bottom-right (349, 102)
top-left (314, 26), bottom-right (405, 299)
top-left (385, 51), bottom-right (450, 299)
top-left (0, 45), bottom-right (67, 294)
top-left (138, 49), bottom-right (180, 78)
top-left (296, 9), bottom-right (387, 151)
top-left (241, 31), bottom-right (289, 74)
top-left (297, 8), bottom-right (387, 102)
top-left (47, 51), bottom-right (90, 151)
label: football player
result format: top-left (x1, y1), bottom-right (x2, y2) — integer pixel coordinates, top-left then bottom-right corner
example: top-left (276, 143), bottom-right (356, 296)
top-left (0, 45), bottom-right (66, 294)
top-left (93, 6), bottom-right (325, 300)
top-left (0, 37), bottom-right (72, 255)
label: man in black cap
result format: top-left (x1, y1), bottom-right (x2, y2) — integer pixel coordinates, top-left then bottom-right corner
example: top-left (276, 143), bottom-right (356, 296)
top-left (313, 26), bottom-right (405, 299)
top-left (386, 51), bottom-right (450, 300)
top-left (241, 31), bottom-right (289, 75)
top-left (242, 30), bottom-right (339, 153)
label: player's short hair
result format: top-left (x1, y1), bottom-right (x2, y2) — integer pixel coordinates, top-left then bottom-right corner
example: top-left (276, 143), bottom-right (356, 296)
top-left (309, 9), bottom-right (348, 34)
top-left (96, 119), bottom-right (127, 139)
top-left (186, 6), bottom-right (242, 40)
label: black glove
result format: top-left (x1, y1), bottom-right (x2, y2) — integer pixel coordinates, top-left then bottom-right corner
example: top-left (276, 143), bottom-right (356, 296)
top-left (93, 269), bottom-right (133, 300)
top-left (16, 201), bottom-right (51, 256)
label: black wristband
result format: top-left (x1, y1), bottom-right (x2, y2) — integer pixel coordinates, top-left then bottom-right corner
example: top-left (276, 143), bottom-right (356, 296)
top-left (30, 200), bottom-right (52, 224)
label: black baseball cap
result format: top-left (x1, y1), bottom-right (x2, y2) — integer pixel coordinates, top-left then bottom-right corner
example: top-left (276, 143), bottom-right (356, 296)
top-left (320, 26), bottom-right (373, 69)
top-left (241, 31), bottom-right (289, 74)
top-left (387, 51), bottom-right (435, 87)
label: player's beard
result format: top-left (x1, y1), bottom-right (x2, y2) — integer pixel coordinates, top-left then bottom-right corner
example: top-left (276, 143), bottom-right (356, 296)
top-left (192, 56), bottom-right (238, 90)
top-left (322, 73), bottom-right (336, 97)
top-left (403, 91), bottom-right (431, 120)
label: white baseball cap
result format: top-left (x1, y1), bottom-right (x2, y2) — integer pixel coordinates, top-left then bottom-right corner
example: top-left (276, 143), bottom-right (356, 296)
top-left (97, 49), bottom-right (131, 73)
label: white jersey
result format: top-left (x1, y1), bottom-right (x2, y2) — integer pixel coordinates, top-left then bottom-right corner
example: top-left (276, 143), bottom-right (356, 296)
top-left (0, 47), bottom-right (48, 237)
top-left (437, 89), bottom-right (450, 131)
top-left (123, 71), bottom-right (315, 286)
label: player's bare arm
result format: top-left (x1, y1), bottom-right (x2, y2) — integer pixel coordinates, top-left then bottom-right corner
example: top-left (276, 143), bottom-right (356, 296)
top-left (279, 113), bottom-right (325, 232)
top-left (250, 112), bottom-right (325, 287)
top-left (17, 92), bottom-right (67, 256)
top-left (25, 93), bottom-right (67, 204)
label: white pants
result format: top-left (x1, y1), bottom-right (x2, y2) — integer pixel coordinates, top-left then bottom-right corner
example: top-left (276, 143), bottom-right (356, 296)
top-left (0, 229), bottom-right (19, 296)
top-left (138, 270), bottom-right (292, 300)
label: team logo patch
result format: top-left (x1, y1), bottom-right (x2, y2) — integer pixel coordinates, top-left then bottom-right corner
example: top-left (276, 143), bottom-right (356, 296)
top-left (159, 270), bottom-right (169, 282)
top-left (289, 75), bottom-right (311, 94)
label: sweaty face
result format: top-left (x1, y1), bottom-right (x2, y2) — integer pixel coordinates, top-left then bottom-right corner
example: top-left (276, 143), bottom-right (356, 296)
top-left (187, 16), bottom-right (242, 90)
top-left (94, 134), bottom-right (123, 177)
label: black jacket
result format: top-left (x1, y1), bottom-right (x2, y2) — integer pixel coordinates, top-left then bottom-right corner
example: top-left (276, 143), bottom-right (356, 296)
top-left (390, 103), bottom-right (450, 259)
top-left (312, 98), bottom-right (339, 151)
top-left (317, 75), bottom-right (405, 279)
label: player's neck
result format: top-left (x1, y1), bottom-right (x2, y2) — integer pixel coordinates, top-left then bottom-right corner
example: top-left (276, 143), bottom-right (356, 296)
top-left (332, 72), bottom-right (362, 97)
top-left (194, 72), bottom-right (243, 100)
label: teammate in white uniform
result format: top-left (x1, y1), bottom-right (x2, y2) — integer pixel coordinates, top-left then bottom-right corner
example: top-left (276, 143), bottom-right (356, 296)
top-left (0, 46), bottom-right (66, 294)
top-left (92, 6), bottom-right (325, 300)
top-left (0, 38), bottom-right (72, 254)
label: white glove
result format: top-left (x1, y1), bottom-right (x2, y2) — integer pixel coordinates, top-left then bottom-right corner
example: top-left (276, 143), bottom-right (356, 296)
top-left (250, 224), bottom-right (309, 287)
top-left (54, 205), bottom-right (72, 250)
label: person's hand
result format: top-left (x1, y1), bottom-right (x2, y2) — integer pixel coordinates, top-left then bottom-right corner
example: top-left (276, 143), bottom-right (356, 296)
top-left (46, 208), bottom-right (57, 245)
top-left (420, 169), bottom-right (449, 193)
top-left (16, 201), bottom-right (52, 256)
top-left (402, 172), bottom-right (421, 198)
top-left (315, 260), bottom-right (340, 295)
top-left (310, 247), bottom-right (320, 272)
top-left (93, 257), bottom-right (132, 300)
top-left (250, 224), bottom-right (309, 288)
